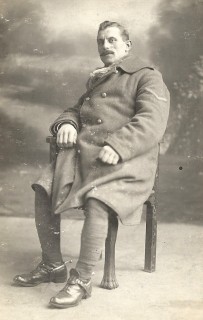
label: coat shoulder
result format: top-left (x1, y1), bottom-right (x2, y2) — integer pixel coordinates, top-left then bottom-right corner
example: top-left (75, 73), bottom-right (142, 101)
top-left (119, 55), bottom-right (154, 74)
top-left (135, 67), bottom-right (168, 90)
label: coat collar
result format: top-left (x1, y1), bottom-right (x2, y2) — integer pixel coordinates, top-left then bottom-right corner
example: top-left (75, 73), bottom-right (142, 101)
top-left (118, 54), bottom-right (154, 74)
top-left (85, 55), bottom-right (154, 92)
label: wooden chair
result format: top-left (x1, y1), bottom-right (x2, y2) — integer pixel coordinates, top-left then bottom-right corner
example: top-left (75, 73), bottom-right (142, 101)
top-left (46, 136), bottom-right (159, 290)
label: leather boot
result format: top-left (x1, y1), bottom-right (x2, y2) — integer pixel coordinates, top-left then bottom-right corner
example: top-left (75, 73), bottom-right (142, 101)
top-left (13, 261), bottom-right (67, 287)
top-left (49, 268), bottom-right (92, 308)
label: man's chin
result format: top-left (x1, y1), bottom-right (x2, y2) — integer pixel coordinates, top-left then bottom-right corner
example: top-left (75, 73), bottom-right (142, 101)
top-left (101, 56), bottom-right (115, 66)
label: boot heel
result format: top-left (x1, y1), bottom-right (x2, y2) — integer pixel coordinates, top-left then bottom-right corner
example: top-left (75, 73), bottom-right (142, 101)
top-left (52, 275), bottom-right (67, 283)
top-left (82, 286), bottom-right (92, 299)
top-left (50, 267), bottom-right (67, 283)
top-left (83, 291), bottom-right (91, 299)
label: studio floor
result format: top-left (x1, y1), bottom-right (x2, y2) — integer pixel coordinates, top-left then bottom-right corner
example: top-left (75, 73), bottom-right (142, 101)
top-left (0, 217), bottom-right (202, 320)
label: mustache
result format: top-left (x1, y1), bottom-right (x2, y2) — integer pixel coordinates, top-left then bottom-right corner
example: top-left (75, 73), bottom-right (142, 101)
top-left (100, 50), bottom-right (114, 56)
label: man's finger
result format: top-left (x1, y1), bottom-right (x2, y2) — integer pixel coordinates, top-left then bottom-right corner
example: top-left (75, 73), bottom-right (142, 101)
top-left (57, 132), bottom-right (63, 147)
top-left (100, 150), bottom-right (110, 162)
top-left (62, 131), bottom-right (69, 145)
top-left (68, 130), bottom-right (76, 144)
top-left (98, 148), bottom-right (106, 159)
top-left (112, 154), bottom-right (119, 165)
top-left (105, 154), bottom-right (114, 164)
top-left (73, 132), bottom-right (77, 144)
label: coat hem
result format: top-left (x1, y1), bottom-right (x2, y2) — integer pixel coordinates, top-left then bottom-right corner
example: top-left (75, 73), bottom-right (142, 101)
top-left (84, 195), bottom-right (142, 226)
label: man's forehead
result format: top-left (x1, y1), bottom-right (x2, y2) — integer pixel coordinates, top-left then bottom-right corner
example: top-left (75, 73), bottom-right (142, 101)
top-left (97, 26), bottom-right (122, 39)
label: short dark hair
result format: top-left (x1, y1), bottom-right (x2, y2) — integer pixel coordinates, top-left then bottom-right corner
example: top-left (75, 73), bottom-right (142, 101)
top-left (98, 21), bottom-right (129, 41)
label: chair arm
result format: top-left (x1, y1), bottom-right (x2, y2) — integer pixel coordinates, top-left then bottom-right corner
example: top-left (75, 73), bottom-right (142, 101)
top-left (46, 136), bottom-right (56, 144)
top-left (46, 136), bottom-right (58, 163)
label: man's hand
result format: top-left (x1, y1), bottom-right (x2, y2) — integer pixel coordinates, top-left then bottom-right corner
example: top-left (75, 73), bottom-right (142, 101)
top-left (98, 145), bottom-right (120, 165)
top-left (57, 124), bottom-right (77, 148)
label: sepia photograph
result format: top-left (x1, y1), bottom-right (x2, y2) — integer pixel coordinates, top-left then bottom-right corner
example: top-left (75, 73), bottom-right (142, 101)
top-left (0, 0), bottom-right (202, 319)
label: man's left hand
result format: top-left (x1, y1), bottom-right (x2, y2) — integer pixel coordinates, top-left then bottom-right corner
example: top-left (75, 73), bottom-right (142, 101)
top-left (98, 145), bottom-right (120, 165)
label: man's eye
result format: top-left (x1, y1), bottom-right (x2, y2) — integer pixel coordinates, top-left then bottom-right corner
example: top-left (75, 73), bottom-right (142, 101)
top-left (109, 38), bottom-right (116, 43)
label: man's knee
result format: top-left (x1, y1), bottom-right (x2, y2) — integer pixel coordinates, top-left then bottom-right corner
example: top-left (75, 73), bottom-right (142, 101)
top-left (84, 198), bottom-right (110, 224)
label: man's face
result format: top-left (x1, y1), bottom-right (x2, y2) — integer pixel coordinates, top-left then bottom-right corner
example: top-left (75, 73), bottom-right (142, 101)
top-left (97, 26), bottom-right (131, 66)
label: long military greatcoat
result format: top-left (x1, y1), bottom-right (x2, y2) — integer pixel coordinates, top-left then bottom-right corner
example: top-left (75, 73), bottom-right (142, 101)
top-left (33, 55), bottom-right (170, 225)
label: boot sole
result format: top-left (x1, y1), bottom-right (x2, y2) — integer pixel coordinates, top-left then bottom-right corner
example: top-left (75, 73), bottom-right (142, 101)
top-left (13, 276), bottom-right (67, 287)
top-left (49, 301), bottom-right (80, 309)
top-left (13, 278), bottom-right (46, 287)
top-left (49, 293), bottom-right (90, 308)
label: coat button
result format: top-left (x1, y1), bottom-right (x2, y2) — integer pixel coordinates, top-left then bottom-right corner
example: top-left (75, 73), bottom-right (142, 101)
top-left (85, 97), bottom-right (90, 101)
top-left (97, 119), bottom-right (102, 124)
top-left (101, 92), bottom-right (107, 98)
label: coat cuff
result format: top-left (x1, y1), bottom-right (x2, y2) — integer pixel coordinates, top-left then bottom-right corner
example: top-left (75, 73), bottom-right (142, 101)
top-left (50, 120), bottom-right (78, 135)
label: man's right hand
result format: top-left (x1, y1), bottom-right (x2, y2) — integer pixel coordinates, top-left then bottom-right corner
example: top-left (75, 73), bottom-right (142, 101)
top-left (57, 124), bottom-right (77, 148)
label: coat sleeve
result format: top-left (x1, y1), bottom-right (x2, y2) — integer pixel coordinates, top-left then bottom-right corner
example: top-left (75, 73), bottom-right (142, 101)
top-left (49, 94), bottom-right (86, 135)
top-left (104, 69), bottom-right (170, 161)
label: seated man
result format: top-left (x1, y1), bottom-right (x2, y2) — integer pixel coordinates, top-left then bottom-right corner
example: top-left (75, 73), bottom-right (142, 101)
top-left (13, 20), bottom-right (170, 309)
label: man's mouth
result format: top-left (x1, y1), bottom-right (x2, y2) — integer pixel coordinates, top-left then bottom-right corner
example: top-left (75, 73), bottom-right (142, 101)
top-left (101, 51), bottom-right (114, 56)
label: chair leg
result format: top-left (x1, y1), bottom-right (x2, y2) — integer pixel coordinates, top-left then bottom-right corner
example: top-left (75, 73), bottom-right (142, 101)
top-left (144, 196), bottom-right (157, 272)
top-left (100, 213), bottom-right (119, 289)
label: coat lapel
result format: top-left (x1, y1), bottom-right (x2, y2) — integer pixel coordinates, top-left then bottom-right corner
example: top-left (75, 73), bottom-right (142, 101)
top-left (86, 67), bottom-right (117, 92)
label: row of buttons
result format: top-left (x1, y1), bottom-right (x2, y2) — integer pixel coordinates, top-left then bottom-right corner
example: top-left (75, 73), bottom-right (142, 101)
top-left (84, 92), bottom-right (104, 125)
top-left (85, 92), bottom-right (107, 101)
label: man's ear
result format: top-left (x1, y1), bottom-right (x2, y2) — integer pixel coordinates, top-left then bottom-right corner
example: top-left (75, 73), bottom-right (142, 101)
top-left (125, 40), bottom-right (132, 52)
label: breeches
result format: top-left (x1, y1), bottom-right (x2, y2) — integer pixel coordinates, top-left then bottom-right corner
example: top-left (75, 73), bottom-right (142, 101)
top-left (35, 187), bottom-right (115, 279)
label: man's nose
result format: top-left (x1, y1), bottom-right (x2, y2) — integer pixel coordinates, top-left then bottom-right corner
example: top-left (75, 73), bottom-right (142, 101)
top-left (103, 39), bottom-right (110, 49)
